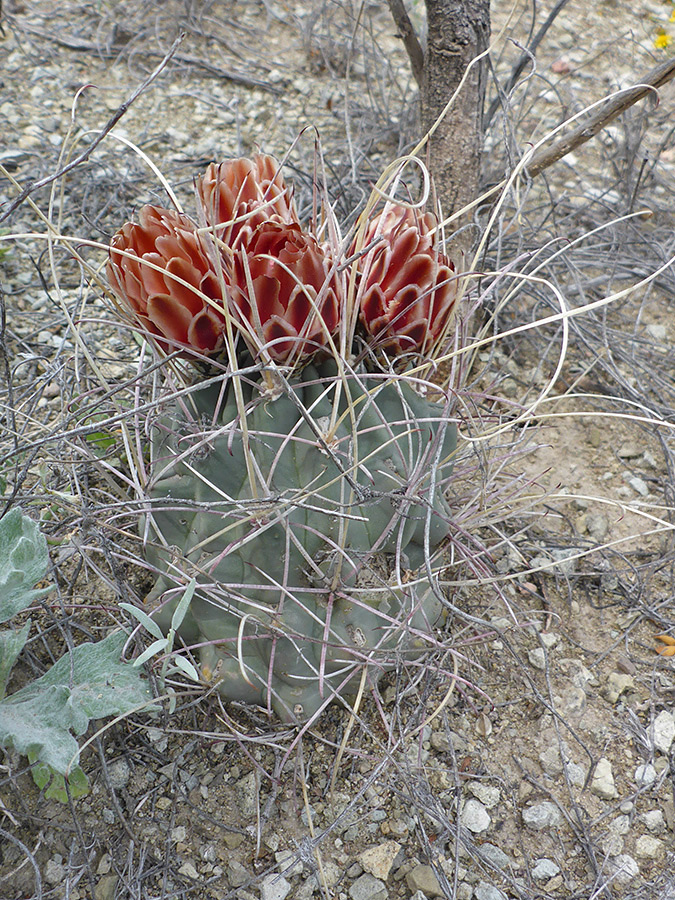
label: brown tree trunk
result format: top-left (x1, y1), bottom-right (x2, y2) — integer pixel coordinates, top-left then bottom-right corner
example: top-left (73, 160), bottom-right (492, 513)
top-left (422, 0), bottom-right (490, 233)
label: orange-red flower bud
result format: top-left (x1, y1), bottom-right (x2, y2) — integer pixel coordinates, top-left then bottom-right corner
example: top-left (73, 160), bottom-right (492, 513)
top-left (196, 154), bottom-right (298, 250)
top-left (230, 221), bottom-right (341, 363)
top-left (107, 206), bottom-right (227, 356)
top-left (356, 205), bottom-right (457, 356)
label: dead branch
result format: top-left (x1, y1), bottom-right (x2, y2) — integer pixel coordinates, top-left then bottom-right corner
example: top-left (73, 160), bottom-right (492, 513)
top-left (526, 56), bottom-right (675, 179)
top-left (386, 0), bottom-right (424, 88)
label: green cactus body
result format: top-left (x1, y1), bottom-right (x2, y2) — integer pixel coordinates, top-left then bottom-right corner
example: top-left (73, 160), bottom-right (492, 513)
top-left (145, 363), bottom-right (456, 722)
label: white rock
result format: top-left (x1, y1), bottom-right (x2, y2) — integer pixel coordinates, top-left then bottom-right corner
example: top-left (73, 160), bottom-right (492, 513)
top-left (227, 860), bottom-right (249, 887)
top-left (405, 864), bottom-right (442, 897)
top-left (551, 548), bottom-right (577, 574)
top-left (275, 850), bottom-right (303, 878)
top-left (474, 883), bottom-right (507, 900)
top-left (45, 858), bottom-right (66, 886)
top-left (601, 832), bottom-right (624, 856)
top-left (603, 673), bottom-right (634, 704)
top-left (627, 476), bottom-right (649, 497)
top-left (460, 799), bottom-right (491, 833)
top-left (646, 323), bottom-right (667, 341)
top-left (107, 758), bottom-right (131, 790)
top-left (528, 648), bottom-right (546, 670)
top-left (178, 861), bottom-right (199, 880)
top-left (467, 782), bottom-right (501, 809)
top-left (261, 873), bottom-right (292, 900)
top-left (235, 772), bottom-right (258, 818)
top-left (348, 873), bottom-right (387, 900)
top-left (609, 855), bottom-right (639, 886)
top-left (635, 836), bottom-right (665, 860)
top-left (640, 809), bottom-right (665, 833)
top-left (540, 745), bottom-right (564, 777)
top-left (635, 763), bottom-right (657, 787)
top-left (358, 841), bottom-right (401, 881)
top-left (610, 815), bottom-right (630, 836)
top-left (540, 632), bottom-right (559, 649)
top-left (532, 858), bottom-right (560, 880)
top-left (522, 801), bottom-right (563, 830)
top-left (591, 758), bottom-right (618, 799)
top-left (477, 843), bottom-right (510, 869)
top-left (652, 710), bottom-right (675, 755)
top-left (565, 761), bottom-right (587, 787)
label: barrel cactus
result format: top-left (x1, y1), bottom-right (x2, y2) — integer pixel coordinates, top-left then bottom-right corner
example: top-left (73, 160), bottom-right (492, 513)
top-left (108, 154), bottom-right (459, 722)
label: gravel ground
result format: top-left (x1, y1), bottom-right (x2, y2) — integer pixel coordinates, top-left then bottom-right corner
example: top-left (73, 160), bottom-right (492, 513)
top-left (1, 2), bottom-right (674, 899)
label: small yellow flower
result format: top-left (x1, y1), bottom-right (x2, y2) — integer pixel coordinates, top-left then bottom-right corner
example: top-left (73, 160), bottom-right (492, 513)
top-left (655, 31), bottom-right (673, 49)
top-left (670, 9), bottom-right (675, 22)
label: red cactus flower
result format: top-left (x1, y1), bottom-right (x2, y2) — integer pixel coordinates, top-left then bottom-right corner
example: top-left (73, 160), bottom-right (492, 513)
top-left (230, 221), bottom-right (341, 363)
top-left (196, 154), bottom-right (298, 250)
top-left (107, 205), bottom-right (227, 356)
top-left (355, 205), bottom-right (457, 356)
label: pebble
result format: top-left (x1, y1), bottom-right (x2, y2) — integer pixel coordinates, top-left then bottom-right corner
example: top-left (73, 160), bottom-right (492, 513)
top-left (467, 782), bottom-right (501, 809)
top-left (405, 864), bottom-right (442, 897)
top-left (528, 648), bottom-right (546, 670)
top-left (585, 512), bottom-right (609, 541)
top-left (646, 323), bottom-right (667, 341)
top-left (635, 763), bottom-right (657, 787)
top-left (565, 761), bottom-right (587, 787)
top-left (617, 442), bottom-right (642, 459)
top-left (474, 883), bottom-right (507, 900)
top-left (609, 855), bottom-right (639, 886)
top-left (610, 815), bottom-right (630, 836)
top-left (539, 745), bottom-right (563, 777)
top-left (348, 872), bottom-right (387, 900)
top-left (655, 756), bottom-right (669, 775)
top-left (539, 632), bottom-right (558, 649)
top-left (178, 861), bottom-right (199, 880)
top-left (227, 860), bottom-right (249, 887)
top-left (296, 877), bottom-right (317, 900)
top-left (603, 673), bottom-right (633, 704)
top-left (107, 759), bottom-right (131, 790)
top-left (522, 801), bottom-right (563, 830)
top-left (358, 841), bottom-right (400, 881)
top-left (559, 686), bottom-right (586, 718)
top-left (261, 874), bottom-right (292, 900)
top-left (551, 548), bottom-right (577, 575)
top-left (460, 799), bottom-right (491, 833)
top-left (477, 844), bottom-right (510, 869)
top-left (601, 832), bottom-right (623, 856)
top-left (275, 850), bottom-right (303, 878)
top-left (94, 875), bottom-right (118, 900)
top-left (430, 730), bottom-right (469, 754)
top-left (627, 476), bottom-right (649, 497)
top-left (235, 772), bottom-right (258, 818)
top-left (591, 758), bottom-right (618, 799)
top-left (640, 809), bottom-right (665, 833)
top-left (45, 858), bottom-right (66, 885)
top-left (652, 709), bottom-right (675, 754)
top-left (635, 836), bottom-right (665, 860)
top-left (532, 859), bottom-right (560, 880)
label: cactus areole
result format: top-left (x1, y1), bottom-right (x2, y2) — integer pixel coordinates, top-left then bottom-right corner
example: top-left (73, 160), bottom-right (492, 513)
top-left (109, 154), bottom-right (459, 722)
